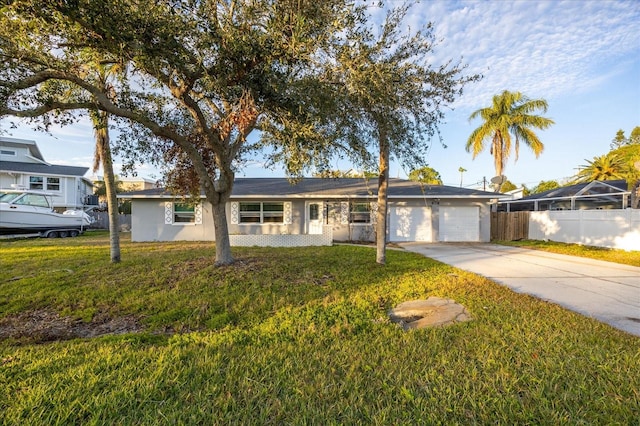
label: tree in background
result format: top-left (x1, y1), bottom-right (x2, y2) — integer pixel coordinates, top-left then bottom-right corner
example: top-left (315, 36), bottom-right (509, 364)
top-left (610, 127), bottom-right (640, 148)
top-left (408, 166), bottom-right (443, 185)
top-left (531, 180), bottom-right (560, 194)
top-left (500, 180), bottom-right (517, 193)
top-left (458, 167), bottom-right (467, 187)
top-left (573, 153), bottom-right (626, 183)
top-left (572, 127), bottom-right (640, 207)
top-left (0, 0), bottom-right (364, 266)
top-left (631, 126), bottom-right (640, 145)
top-left (466, 90), bottom-right (554, 191)
top-left (611, 129), bottom-right (628, 149)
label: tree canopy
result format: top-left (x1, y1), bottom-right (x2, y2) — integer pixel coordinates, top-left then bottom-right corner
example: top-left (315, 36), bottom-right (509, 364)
top-left (0, 0), bottom-right (365, 265)
top-left (321, 3), bottom-right (478, 263)
top-left (408, 166), bottom-right (443, 185)
top-left (530, 180), bottom-right (560, 194)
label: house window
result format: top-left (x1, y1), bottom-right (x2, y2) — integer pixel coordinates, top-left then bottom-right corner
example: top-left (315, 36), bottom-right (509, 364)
top-left (239, 202), bottom-right (284, 224)
top-left (309, 203), bottom-right (320, 221)
top-left (174, 203), bottom-right (196, 223)
top-left (47, 177), bottom-right (60, 191)
top-left (29, 176), bottom-right (44, 190)
top-left (165, 202), bottom-right (202, 225)
top-left (0, 149), bottom-right (16, 156)
top-left (350, 202), bottom-right (371, 223)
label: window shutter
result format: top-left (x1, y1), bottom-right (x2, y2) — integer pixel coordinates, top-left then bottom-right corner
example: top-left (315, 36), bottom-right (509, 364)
top-left (230, 202), bottom-right (239, 224)
top-left (370, 202), bottom-right (378, 224)
top-left (340, 202), bottom-right (349, 224)
top-left (164, 202), bottom-right (173, 224)
top-left (284, 202), bottom-right (292, 224)
top-left (195, 203), bottom-right (203, 225)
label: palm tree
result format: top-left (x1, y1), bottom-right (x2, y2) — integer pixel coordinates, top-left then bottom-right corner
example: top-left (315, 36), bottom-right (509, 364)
top-left (458, 167), bottom-right (466, 187)
top-left (466, 90), bottom-right (554, 191)
top-left (573, 153), bottom-right (627, 183)
top-left (89, 62), bottom-right (124, 263)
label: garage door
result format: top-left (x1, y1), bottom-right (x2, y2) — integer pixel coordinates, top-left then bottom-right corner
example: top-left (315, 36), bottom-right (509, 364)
top-left (389, 206), bottom-right (432, 242)
top-left (439, 206), bottom-right (479, 242)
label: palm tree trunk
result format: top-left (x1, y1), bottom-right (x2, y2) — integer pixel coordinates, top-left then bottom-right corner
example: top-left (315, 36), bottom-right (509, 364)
top-left (96, 112), bottom-right (121, 263)
top-left (376, 127), bottom-right (389, 265)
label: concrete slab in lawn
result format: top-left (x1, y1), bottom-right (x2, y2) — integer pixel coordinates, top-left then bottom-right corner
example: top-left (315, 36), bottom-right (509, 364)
top-left (400, 243), bottom-right (640, 337)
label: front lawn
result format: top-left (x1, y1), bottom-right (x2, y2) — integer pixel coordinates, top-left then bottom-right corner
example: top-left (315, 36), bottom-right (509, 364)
top-left (497, 239), bottom-right (640, 267)
top-left (1, 232), bottom-right (639, 424)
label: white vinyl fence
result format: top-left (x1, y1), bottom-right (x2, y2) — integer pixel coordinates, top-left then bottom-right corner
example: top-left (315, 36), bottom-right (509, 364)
top-left (529, 209), bottom-right (640, 251)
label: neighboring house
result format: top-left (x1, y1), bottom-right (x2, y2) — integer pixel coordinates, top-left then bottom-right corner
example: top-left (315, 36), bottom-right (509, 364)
top-left (0, 136), bottom-right (94, 210)
top-left (121, 178), bottom-right (505, 245)
top-left (91, 175), bottom-right (158, 192)
top-left (91, 175), bottom-right (158, 206)
top-left (498, 180), bottom-right (631, 212)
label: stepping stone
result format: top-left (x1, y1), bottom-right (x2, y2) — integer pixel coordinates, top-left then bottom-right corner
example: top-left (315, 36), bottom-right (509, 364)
top-left (388, 297), bottom-right (472, 330)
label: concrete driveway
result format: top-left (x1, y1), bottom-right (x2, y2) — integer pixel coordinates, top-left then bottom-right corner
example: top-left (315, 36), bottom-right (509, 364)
top-left (399, 243), bottom-right (640, 337)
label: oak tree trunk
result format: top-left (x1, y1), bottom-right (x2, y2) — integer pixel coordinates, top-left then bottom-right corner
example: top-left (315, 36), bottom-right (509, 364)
top-left (376, 130), bottom-right (390, 265)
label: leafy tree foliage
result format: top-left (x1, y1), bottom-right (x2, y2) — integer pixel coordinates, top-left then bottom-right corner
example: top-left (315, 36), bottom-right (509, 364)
top-left (610, 127), bottom-right (640, 149)
top-left (631, 126), bottom-right (640, 145)
top-left (531, 180), bottom-right (560, 194)
top-left (573, 153), bottom-right (627, 183)
top-left (466, 90), bottom-right (554, 191)
top-left (408, 166), bottom-right (443, 185)
top-left (499, 180), bottom-right (517, 193)
top-left (572, 136), bottom-right (640, 208)
top-left (323, 3), bottom-right (478, 264)
top-left (0, 0), bottom-right (362, 265)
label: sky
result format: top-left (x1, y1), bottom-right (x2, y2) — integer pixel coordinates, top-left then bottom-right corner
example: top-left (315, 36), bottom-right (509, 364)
top-left (1, 0), bottom-right (639, 189)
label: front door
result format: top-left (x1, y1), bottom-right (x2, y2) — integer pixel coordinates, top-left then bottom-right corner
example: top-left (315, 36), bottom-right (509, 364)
top-left (306, 202), bottom-right (323, 234)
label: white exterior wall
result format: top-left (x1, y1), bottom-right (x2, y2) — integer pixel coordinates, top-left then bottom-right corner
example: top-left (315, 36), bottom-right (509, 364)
top-left (131, 199), bottom-right (215, 242)
top-left (130, 197), bottom-right (494, 244)
top-left (529, 209), bottom-right (640, 251)
top-left (0, 144), bottom-right (31, 163)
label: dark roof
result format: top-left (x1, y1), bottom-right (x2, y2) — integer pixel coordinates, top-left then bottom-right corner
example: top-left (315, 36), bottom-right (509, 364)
top-left (0, 161), bottom-right (89, 177)
top-left (508, 180), bottom-right (628, 202)
top-left (121, 177), bottom-right (505, 199)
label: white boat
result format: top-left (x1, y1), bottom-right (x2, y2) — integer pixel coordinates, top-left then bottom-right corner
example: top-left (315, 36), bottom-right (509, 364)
top-left (0, 189), bottom-right (94, 237)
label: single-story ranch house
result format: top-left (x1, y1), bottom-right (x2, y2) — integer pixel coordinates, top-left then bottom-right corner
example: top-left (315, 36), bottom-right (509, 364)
top-left (121, 178), bottom-right (506, 246)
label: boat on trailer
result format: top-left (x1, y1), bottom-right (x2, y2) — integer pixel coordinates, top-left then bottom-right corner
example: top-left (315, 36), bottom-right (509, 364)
top-left (0, 189), bottom-right (94, 237)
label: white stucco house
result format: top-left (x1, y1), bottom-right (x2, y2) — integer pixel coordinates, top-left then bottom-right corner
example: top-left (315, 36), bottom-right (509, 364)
top-left (0, 136), bottom-right (95, 210)
top-left (121, 178), bottom-right (506, 246)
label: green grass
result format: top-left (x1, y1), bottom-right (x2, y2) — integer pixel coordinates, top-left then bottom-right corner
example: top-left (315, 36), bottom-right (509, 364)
top-left (1, 231), bottom-right (639, 424)
top-left (497, 239), bottom-right (640, 267)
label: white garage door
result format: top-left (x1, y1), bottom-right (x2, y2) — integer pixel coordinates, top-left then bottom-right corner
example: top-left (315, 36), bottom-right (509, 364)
top-left (389, 206), bottom-right (432, 242)
top-left (439, 206), bottom-right (480, 242)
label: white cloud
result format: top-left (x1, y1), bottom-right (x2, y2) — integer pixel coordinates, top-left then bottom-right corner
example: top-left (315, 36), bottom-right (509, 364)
top-left (386, 0), bottom-right (640, 110)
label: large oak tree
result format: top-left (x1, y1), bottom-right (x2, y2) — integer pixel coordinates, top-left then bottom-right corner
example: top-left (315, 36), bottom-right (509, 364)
top-left (1, 0), bottom-right (361, 265)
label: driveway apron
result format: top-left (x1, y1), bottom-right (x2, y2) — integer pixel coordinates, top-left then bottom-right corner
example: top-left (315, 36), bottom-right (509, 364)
top-left (399, 243), bottom-right (640, 337)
